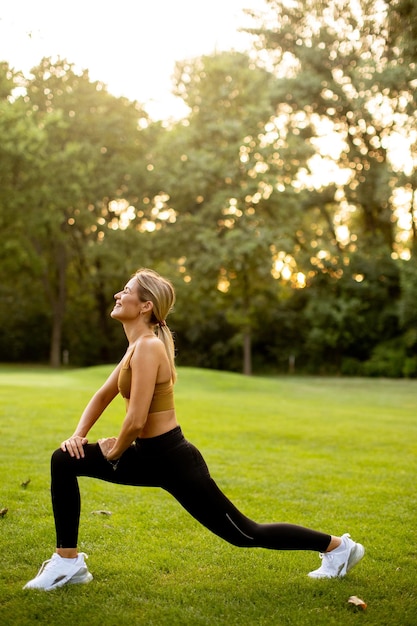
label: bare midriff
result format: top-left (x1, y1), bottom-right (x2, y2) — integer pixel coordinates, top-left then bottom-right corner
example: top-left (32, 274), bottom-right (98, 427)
top-left (138, 408), bottom-right (178, 438)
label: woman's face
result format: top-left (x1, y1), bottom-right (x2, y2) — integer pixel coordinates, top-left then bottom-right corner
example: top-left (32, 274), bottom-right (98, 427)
top-left (110, 278), bottom-right (142, 322)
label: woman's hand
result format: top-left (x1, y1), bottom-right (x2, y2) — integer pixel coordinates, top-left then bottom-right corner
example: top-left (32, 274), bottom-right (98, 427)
top-left (61, 435), bottom-right (88, 459)
top-left (98, 437), bottom-right (118, 459)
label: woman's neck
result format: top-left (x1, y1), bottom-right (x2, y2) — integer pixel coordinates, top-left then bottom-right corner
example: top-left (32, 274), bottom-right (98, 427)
top-left (123, 321), bottom-right (155, 345)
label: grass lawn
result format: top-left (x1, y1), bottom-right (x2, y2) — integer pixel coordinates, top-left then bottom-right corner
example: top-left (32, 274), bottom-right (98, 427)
top-left (0, 365), bottom-right (416, 625)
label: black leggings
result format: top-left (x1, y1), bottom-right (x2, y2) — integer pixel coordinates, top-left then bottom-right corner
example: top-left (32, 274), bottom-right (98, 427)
top-left (51, 426), bottom-right (331, 552)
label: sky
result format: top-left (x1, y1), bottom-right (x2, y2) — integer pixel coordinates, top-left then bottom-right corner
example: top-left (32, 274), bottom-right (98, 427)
top-left (0, 0), bottom-right (267, 119)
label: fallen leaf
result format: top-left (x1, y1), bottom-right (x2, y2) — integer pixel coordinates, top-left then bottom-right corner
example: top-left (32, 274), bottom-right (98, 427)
top-left (348, 596), bottom-right (367, 611)
top-left (0, 508), bottom-right (8, 517)
top-left (92, 510), bottom-right (112, 516)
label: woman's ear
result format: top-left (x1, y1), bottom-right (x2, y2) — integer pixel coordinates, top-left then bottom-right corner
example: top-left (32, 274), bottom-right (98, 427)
top-left (141, 300), bottom-right (153, 314)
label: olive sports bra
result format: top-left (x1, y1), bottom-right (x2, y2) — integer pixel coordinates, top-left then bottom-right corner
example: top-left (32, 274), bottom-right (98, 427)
top-left (118, 347), bottom-right (174, 413)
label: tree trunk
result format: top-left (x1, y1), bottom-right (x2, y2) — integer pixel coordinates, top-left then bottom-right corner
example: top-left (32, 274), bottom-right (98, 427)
top-left (49, 308), bottom-right (63, 367)
top-left (49, 247), bottom-right (67, 367)
top-left (243, 329), bottom-right (252, 376)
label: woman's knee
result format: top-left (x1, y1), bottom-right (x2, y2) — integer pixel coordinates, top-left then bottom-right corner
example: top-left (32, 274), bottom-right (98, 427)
top-left (51, 447), bottom-right (72, 472)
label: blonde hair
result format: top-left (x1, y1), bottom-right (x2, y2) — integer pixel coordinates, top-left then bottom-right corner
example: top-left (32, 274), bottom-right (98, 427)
top-left (134, 268), bottom-right (177, 383)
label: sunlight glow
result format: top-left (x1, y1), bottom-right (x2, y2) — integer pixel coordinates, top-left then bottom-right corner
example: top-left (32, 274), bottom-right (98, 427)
top-left (109, 199), bottom-right (136, 230)
top-left (271, 250), bottom-right (306, 288)
top-left (217, 276), bottom-right (230, 293)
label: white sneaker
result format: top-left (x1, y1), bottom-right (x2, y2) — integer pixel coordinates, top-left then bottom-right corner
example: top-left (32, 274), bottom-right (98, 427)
top-left (23, 552), bottom-right (93, 591)
top-left (308, 533), bottom-right (365, 579)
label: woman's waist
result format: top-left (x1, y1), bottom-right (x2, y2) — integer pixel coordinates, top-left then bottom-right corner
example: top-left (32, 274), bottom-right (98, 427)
top-left (135, 423), bottom-right (184, 452)
top-left (140, 411), bottom-right (177, 437)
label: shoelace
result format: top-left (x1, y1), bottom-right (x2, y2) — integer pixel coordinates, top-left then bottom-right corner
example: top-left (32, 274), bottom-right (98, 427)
top-left (34, 555), bottom-right (61, 578)
top-left (317, 552), bottom-right (336, 572)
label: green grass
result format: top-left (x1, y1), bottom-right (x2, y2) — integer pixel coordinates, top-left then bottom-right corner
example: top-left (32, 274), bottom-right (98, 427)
top-left (0, 365), bottom-right (416, 625)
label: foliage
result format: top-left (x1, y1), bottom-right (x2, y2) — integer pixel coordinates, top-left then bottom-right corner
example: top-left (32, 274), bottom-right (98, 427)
top-left (362, 338), bottom-right (406, 377)
top-left (1, 0), bottom-right (417, 375)
top-left (0, 59), bottom-right (158, 366)
top-left (249, 0), bottom-right (416, 257)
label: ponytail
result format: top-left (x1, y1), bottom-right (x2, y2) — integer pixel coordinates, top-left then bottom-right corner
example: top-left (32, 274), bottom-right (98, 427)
top-left (155, 323), bottom-right (177, 384)
top-left (134, 268), bottom-right (177, 383)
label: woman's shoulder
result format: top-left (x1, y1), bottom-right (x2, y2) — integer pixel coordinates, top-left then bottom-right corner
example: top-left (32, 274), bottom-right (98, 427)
top-left (130, 335), bottom-right (171, 383)
top-left (131, 335), bottom-right (165, 360)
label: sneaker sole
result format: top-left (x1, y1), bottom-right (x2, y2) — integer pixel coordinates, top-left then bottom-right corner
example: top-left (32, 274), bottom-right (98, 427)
top-left (68, 572), bottom-right (93, 586)
top-left (346, 543), bottom-right (365, 574)
top-left (25, 571), bottom-right (93, 591)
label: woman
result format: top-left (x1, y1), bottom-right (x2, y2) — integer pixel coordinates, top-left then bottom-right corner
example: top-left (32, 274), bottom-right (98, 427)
top-left (24, 268), bottom-right (364, 591)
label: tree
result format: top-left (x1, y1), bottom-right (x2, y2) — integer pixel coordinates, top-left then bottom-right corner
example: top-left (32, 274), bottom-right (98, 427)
top-left (152, 51), bottom-right (311, 373)
top-left (246, 0), bottom-right (417, 263)
top-left (237, 0), bottom-right (417, 372)
top-left (0, 62), bottom-right (51, 361)
top-left (4, 58), bottom-right (152, 365)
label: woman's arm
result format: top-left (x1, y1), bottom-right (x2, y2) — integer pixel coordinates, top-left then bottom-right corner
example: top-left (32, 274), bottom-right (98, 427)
top-left (61, 362), bottom-right (122, 459)
top-left (105, 338), bottom-right (162, 460)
